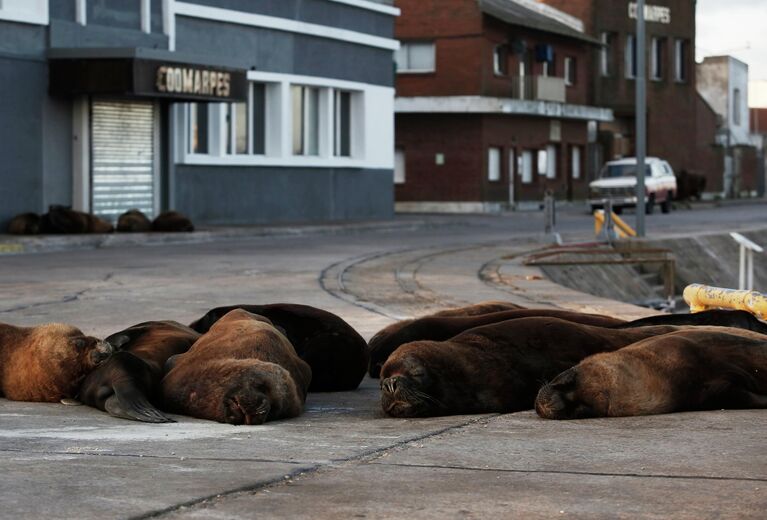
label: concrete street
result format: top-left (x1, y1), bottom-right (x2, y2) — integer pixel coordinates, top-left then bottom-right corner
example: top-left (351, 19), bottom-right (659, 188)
top-left (1, 203), bottom-right (766, 519)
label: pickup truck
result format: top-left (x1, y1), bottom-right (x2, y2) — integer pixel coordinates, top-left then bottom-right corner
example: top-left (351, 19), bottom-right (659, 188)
top-left (588, 157), bottom-right (677, 214)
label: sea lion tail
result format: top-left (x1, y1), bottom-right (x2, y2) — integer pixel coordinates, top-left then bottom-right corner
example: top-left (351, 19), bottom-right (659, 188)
top-left (104, 383), bottom-right (175, 423)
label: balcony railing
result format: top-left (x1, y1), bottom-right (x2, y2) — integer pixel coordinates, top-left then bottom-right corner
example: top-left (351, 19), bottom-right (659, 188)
top-left (511, 75), bottom-right (566, 103)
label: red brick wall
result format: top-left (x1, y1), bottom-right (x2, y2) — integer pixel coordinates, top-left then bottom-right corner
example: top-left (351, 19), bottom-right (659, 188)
top-left (751, 108), bottom-right (767, 135)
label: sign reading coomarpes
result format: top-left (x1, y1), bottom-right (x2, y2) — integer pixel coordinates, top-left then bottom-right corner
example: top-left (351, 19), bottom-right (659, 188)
top-left (628, 3), bottom-right (671, 24)
top-left (156, 66), bottom-right (232, 98)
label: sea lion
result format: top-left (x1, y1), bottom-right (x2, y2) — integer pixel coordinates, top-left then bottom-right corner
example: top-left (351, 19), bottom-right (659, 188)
top-left (78, 321), bottom-right (200, 423)
top-left (0, 322), bottom-right (112, 402)
top-left (617, 309), bottom-right (767, 334)
top-left (152, 211), bottom-right (194, 232)
top-left (190, 303), bottom-right (367, 392)
top-left (7, 213), bottom-right (43, 235)
top-left (116, 209), bottom-right (152, 232)
top-left (42, 205), bottom-right (113, 234)
top-left (162, 309), bottom-right (312, 425)
top-left (535, 328), bottom-right (767, 419)
top-left (379, 317), bottom-right (687, 418)
top-left (368, 308), bottom-right (625, 378)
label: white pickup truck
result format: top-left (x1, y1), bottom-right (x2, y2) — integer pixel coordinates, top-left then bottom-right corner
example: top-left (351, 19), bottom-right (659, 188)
top-left (588, 157), bottom-right (677, 215)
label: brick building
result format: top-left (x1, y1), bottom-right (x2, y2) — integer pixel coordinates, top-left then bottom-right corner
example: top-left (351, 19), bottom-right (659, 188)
top-left (393, 0), bottom-right (613, 211)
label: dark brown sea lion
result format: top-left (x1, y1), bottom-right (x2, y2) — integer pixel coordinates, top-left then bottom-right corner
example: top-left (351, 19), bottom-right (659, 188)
top-left (368, 308), bottom-right (625, 378)
top-left (42, 206), bottom-right (113, 234)
top-left (7, 213), bottom-right (42, 235)
top-left (116, 209), bottom-right (152, 232)
top-left (0, 323), bottom-right (112, 402)
top-left (190, 303), bottom-right (367, 392)
top-left (617, 309), bottom-right (767, 334)
top-left (152, 211), bottom-right (194, 232)
top-left (379, 317), bottom-right (687, 418)
top-left (535, 328), bottom-right (767, 419)
top-left (162, 309), bottom-right (311, 424)
top-left (78, 321), bottom-right (200, 423)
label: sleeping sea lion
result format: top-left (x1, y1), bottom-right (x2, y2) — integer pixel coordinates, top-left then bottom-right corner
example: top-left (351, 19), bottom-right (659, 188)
top-left (368, 308), bottom-right (625, 378)
top-left (0, 322), bottom-right (112, 402)
top-left (535, 327), bottom-right (767, 419)
top-left (162, 309), bottom-right (312, 425)
top-left (78, 321), bottom-right (200, 423)
top-left (116, 209), bottom-right (152, 232)
top-left (190, 303), bottom-right (367, 392)
top-left (7, 213), bottom-right (43, 235)
top-left (379, 317), bottom-right (688, 418)
top-left (616, 309), bottom-right (767, 334)
top-left (152, 211), bottom-right (194, 232)
top-left (42, 206), bottom-right (113, 234)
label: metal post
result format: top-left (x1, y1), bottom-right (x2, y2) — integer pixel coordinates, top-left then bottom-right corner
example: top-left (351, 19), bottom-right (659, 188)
top-left (739, 244), bottom-right (746, 290)
top-left (747, 249), bottom-right (754, 290)
top-left (635, 0), bottom-right (646, 236)
top-left (604, 199), bottom-right (614, 245)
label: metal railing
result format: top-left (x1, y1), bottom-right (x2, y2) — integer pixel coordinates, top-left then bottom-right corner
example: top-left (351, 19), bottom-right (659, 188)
top-left (684, 284), bottom-right (767, 319)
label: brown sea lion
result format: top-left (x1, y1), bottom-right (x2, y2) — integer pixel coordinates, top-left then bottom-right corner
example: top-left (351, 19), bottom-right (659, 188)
top-left (162, 309), bottom-right (311, 425)
top-left (190, 303), bottom-right (367, 392)
top-left (616, 309), bottom-right (767, 334)
top-left (368, 308), bottom-right (625, 378)
top-left (42, 206), bottom-right (113, 234)
top-left (0, 323), bottom-right (112, 402)
top-left (152, 211), bottom-right (194, 232)
top-left (379, 317), bottom-right (688, 418)
top-left (78, 321), bottom-right (200, 423)
top-left (7, 213), bottom-right (42, 235)
top-left (535, 328), bottom-right (767, 419)
top-left (116, 209), bottom-right (152, 232)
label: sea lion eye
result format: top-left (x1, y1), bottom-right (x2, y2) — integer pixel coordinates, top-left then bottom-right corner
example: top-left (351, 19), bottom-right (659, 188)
top-left (72, 337), bottom-right (88, 350)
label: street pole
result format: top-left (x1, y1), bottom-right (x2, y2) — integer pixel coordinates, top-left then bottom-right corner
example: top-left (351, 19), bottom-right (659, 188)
top-left (635, 0), bottom-right (646, 237)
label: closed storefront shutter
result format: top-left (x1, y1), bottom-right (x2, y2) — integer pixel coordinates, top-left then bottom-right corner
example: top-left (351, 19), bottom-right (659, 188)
top-left (91, 100), bottom-right (156, 219)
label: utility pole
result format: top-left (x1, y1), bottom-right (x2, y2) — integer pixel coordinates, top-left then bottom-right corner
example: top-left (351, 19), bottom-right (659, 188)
top-left (635, 0), bottom-right (646, 236)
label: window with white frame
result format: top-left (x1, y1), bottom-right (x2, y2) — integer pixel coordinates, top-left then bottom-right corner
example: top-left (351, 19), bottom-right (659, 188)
top-left (493, 45), bottom-right (508, 76)
top-left (651, 37), bottom-right (665, 81)
top-left (564, 57), bottom-right (576, 86)
top-left (600, 32), bottom-right (614, 77)
top-left (225, 102), bottom-right (249, 155)
top-left (674, 39), bottom-right (688, 82)
top-left (546, 145), bottom-right (557, 179)
top-left (520, 150), bottom-right (533, 184)
top-left (188, 103), bottom-right (209, 154)
top-left (488, 147), bottom-right (501, 182)
top-left (334, 90), bottom-right (352, 157)
top-left (625, 34), bottom-right (637, 79)
top-left (0, 0), bottom-right (48, 24)
top-left (292, 85), bottom-right (320, 156)
top-left (571, 146), bottom-right (582, 180)
top-left (537, 149), bottom-right (547, 176)
top-left (252, 83), bottom-right (267, 155)
top-left (396, 42), bottom-right (436, 73)
top-left (394, 149), bottom-right (406, 184)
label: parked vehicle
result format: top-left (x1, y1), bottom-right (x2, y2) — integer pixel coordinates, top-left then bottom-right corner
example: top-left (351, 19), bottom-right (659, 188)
top-left (588, 157), bottom-right (677, 214)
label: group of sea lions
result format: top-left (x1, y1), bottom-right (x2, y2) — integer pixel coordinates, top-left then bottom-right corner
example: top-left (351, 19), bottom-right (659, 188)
top-left (7, 207), bottom-right (193, 235)
top-left (1, 301), bottom-right (766, 425)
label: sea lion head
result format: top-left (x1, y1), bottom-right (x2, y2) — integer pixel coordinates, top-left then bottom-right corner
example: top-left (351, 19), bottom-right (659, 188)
top-left (367, 319), bottom-right (419, 378)
top-left (379, 342), bottom-right (452, 418)
top-left (535, 367), bottom-right (603, 420)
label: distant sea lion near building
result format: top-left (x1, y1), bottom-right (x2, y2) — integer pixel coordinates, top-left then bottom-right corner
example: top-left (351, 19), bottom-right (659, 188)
top-left (368, 308), bottom-right (625, 378)
top-left (116, 209), bottom-right (152, 232)
top-left (535, 328), bottom-right (767, 420)
top-left (616, 309), bottom-right (767, 335)
top-left (379, 318), bottom-right (684, 418)
top-left (152, 211), bottom-right (194, 232)
top-left (7, 213), bottom-right (43, 235)
top-left (42, 205), bottom-right (113, 234)
top-left (189, 303), bottom-right (367, 392)
top-left (162, 309), bottom-right (311, 425)
top-left (0, 322), bottom-right (112, 402)
top-left (78, 321), bottom-right (200, 423)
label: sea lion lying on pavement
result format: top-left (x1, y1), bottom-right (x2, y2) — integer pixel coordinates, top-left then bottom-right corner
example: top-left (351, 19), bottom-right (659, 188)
top-left (380, 317), bottom-right (686, 418)
top-left (368, 308), bottom-right (625, 378)
top-left (116, 210), bottom-right (152, 233)
top-left (0, 323), bottom-right (112, 402)
top-left (152, 211), bottom-right (194, 232)
top-left (162, 309), bottom-right (312, 425)
top-left (42, 205), bottom-right (113, 234)
top-left (78, 321), bottom-right (200, 423)
top-left (190, 303), bottom-right (367, 392)
top-left (616, 309), bottom-right (767, 334)
top-left (7, 213), bottom-right (43, 235)
top-left (535, 328), bottom-right (767, 419)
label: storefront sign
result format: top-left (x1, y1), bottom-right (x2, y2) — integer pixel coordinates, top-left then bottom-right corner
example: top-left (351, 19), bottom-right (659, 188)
top-left (628, 3), bottom-right (671, 24)
top-left (155, 66), bottom-right (232, 98)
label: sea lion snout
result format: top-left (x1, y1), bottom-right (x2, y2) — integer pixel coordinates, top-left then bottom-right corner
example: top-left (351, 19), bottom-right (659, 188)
top-left (224, 389), bottom-right (271, 425)
top-left (381, 375), bottom-right (400, 395)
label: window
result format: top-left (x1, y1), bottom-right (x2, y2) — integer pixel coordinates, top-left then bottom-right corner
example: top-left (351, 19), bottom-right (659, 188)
top-left (394, 149), bottom-right (406, 184)
top-left (571, 146), bottom-right (582, 180)
top-left (674, 39), bottom-right (688, 82)
top-left (225, 102), bottom-right (248, 155)
top-left (651, 37), bottom-right (665, 81)
top-left (537, 150), bottom-right (548, 176)
top-left (625, 34), bottom-right (637, 79)
top-left (488, 148), bottom-right (501, 181)
top-left (733, 88), bottom-right (742, 125)
top-left (600, 32), bottom-right (615, 77)
top-left (252, 83), bottom-right (267, 155)
top-left (493, 45), bottom-right (508, 76)
top-left (520, 151), bottom-right (533, 184)
top-left (396, 42), bottom-right (436, 73)
top-left (292, 85), bottom-right (320, 156)
top-left (0, 0), bottom-right (48, 24)
top-left (546, 145), bottom-right (557, 179)
top-left (188, 103), bottom-right (209, 154)
top-left (334, 90), bottom-right (352, 157)
top-left (542, 57), bottom-right (556, 78)
top-left (564, 57), bottom-right (576, 86)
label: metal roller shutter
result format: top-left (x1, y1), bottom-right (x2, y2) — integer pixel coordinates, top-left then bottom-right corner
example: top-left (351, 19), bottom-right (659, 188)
top-left (91, 100), bottom-right (156, 219)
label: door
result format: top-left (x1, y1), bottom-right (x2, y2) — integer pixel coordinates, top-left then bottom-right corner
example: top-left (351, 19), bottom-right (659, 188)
top-left (90, 100), bottom-right (158, 220)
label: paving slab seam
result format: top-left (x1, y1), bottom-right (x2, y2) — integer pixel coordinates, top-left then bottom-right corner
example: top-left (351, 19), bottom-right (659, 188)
top-left (137, 414), bottom-right (499, 519)
top-left (478, 250), bottom-right (557, 308)
top-left (371, 461), bottom-right (767, 483)
top-left (0, 271), bottom-right (117, 314)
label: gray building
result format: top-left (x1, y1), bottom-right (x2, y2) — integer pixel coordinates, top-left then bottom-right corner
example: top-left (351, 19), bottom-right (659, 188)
top-left (0, 0), bottom-right (398, 227)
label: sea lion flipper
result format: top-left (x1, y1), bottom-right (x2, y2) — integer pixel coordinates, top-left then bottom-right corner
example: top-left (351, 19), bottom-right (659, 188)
top-left (104, 389), bottom-right (175, 424)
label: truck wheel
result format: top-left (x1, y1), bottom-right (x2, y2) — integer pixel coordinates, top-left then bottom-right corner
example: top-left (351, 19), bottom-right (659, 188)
top-left (645, 195), bottom-right (655, 215)
top-left (613, 206), bottom-right (623, 215)
top-left (661, 194), bottom-right (672, 214)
